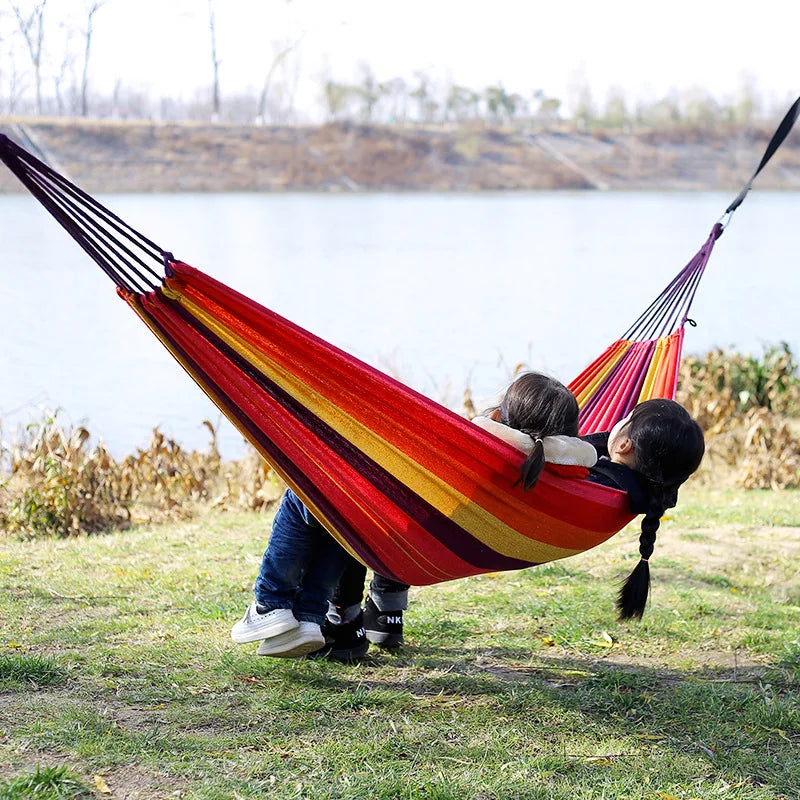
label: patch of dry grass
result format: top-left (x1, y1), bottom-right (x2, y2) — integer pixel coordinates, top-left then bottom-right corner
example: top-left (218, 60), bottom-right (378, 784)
top-left (676, 344), bottom-right (800, 489)
top-left (0, 413), bottom-right (284, 538)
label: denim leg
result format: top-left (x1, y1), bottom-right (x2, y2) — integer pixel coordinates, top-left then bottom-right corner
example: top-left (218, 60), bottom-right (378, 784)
top-left (369, 573), bottom-right (410, 611)
top-left (253, 489), bottom-right (322, 612)
top-left (331, 555), bottom-right (368, 609)
top-left (293, 535), bottom-right (353, 625)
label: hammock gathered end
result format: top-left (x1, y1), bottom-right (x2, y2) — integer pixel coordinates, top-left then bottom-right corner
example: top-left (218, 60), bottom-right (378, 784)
top-left (2, 100), bottom-right (796, 584)
top-left (568, 223), bottom-right (721, 433)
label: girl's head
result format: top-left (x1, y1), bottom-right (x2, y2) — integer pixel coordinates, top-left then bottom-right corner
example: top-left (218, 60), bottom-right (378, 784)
top-left (613, 398), bottom-right (705, 620)
top-left (493, 372), bottom-right (579, 490)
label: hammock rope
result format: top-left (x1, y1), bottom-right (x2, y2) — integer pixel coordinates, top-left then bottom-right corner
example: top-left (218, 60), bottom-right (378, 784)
top-left (1, 97), bottom-right (797, 584)
top-left (0, 136), bottom-right (165, 292)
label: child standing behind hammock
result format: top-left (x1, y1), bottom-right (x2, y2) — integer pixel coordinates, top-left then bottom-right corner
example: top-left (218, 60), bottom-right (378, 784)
top-left (230, 371), bottom-right (594, 658)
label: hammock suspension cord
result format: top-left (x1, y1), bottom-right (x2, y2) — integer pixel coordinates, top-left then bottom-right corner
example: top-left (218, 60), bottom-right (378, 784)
top-left (0, 133), bottom-right (165, 294)
top-left (621, 222), bottom-right (720, 342)
top-left (721, 94), bottom-right (800, 224)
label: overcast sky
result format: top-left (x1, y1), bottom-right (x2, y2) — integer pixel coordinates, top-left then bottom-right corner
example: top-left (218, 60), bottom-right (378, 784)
top-left (5, 0), bottom-right (799, 117)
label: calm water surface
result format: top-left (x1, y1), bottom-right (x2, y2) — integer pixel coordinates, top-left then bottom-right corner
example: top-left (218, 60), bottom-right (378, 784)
top-left (1, 190), bottom-right (797, 457)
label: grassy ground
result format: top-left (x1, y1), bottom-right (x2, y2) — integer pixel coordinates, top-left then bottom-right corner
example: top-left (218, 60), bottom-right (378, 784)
top-left (1, 485), bottom-right (798, 800)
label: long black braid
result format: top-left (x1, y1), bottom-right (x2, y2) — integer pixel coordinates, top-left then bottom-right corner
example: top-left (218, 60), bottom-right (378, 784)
top-left (615, 400), bottom-right (704, 620)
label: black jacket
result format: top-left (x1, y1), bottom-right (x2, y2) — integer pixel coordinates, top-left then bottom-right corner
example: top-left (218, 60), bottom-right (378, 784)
top-left (581, 432), bottom-right (650, 514)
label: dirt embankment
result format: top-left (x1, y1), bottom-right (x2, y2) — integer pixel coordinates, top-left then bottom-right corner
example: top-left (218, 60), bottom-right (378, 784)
top-left (2, 116), bottom-right (800, 194)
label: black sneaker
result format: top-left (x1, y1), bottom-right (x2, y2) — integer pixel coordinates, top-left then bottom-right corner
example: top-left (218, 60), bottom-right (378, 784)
top-left (363, 596), bottom-right (403, 648)
top-left (311, 611), bottom-right (369, 662)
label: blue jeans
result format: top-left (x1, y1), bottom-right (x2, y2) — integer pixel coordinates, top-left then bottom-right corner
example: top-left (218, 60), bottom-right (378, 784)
top-left (253, 488), bottom-right (352, 625)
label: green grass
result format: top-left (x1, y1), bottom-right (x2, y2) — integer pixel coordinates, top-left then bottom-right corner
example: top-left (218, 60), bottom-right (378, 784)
top-left (0, 765), bottom-right (91, 800)
top-left (1, 484), bottom-right (798, 799)
top-left (0, 653), bottom-right (67, 689)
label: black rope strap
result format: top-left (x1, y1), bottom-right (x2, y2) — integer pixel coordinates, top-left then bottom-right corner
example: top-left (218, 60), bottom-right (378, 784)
top-left (0, 132), bottom-right (167, 294)
top-left (724, 94), bottom-right (800, 217)
top-left (622, 94), bottom-right (800, 341)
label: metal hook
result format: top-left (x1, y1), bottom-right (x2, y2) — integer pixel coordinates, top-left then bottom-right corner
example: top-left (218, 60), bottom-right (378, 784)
top-left (716, 210), bottom-right (734, 230)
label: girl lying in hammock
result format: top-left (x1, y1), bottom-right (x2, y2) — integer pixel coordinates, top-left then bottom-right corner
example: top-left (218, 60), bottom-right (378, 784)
top-left (230, 376), bottom-right (704, 658)
top-left (585, 399), bottom-right (704, 617)
top-left (319, 393), bottom-right (705, 659)
top-left (230, 371), bottom-right (590, 658)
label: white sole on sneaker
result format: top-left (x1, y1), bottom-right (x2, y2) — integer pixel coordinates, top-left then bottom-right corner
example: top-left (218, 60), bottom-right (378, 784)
top-left (230, 603), bottom-right (299, 644)
top-left (256, 621), bottom-right (325, 658)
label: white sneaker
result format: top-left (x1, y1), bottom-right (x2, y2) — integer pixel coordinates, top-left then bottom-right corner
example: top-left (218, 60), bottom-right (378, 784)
top-left (230, 603), bottom-right (298, 643)
top-left (256, 621), bottom-right (325, 658)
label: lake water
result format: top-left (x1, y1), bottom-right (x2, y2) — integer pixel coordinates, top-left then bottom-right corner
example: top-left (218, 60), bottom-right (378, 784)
top-left (1, 190), bottom-right (797, 458)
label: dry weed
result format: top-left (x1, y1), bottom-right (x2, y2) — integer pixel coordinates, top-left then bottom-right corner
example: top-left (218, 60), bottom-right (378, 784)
top-left (0, 413), bottom-right (284, 538)
top-left (677, 344), bottom-right (800, 488)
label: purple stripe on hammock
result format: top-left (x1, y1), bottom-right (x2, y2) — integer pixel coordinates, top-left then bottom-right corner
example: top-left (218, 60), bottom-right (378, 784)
top-left (159, 292), bottom-right (538, 578)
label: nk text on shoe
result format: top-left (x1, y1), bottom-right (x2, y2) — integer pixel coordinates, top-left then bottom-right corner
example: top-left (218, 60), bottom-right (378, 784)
top-left (363, 596), bottom-right (404, 648)
top-left (313, 612), bottom-right (369, 662)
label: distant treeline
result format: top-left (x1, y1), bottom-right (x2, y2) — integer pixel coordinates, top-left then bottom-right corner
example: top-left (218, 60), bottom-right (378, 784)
top-left (0, 3), bottom-right (788, 129)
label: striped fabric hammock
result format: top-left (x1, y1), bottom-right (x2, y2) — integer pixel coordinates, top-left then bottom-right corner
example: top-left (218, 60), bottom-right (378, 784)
top-left (0, 102), bottom-right (796, 585)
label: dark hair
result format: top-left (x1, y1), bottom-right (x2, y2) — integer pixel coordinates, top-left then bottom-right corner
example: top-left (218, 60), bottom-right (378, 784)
top-left (617, 398), bottom-right (705, 620)
top-left (494, 372), bottom-right (579, 490)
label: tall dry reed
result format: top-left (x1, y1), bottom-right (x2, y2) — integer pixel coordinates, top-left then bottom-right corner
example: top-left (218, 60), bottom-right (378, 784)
top-left (0, 413), bottom-right (283, 538)
top-left (676, 344), bottom-right (800, 489)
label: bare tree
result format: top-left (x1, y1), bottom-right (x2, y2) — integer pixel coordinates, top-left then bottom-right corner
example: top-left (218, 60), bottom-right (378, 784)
top-left (10, 0), bottom-right (48, 114)
top-left (445, 85), bottom-right (479, 122)
top-left (484, 84), bottom-right (519, 124)
top-left (379, 76), bottom-right (407, 123)
top-left (207, 0), bottom-right (220, 119)
top-left (321, 79), bottom-right (354, 122)
top-left (257, 36), bottom-right (304, 123)
top-left (0, 8), bottom-right (25, 112)
top-left (565, 65), bottom-right (597, 130)
top-left (409, 72), bottom-right (431, 122)
top-left (603, 87), bottom-right (629, 129)
top-left (80, 1), bottom-right (107, 116)
top-left (356, 61), bottom-right (380, 122)
top-left (52, 37), bottom-right (76, 114)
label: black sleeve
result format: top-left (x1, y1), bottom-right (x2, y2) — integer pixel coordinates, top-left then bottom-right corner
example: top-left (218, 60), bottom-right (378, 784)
top-left (585, 464), bottom-right (623, 489)
top-left (587, 460), bottom-right (651, 514)
top-left (580, 431), bottom-right (609, 459)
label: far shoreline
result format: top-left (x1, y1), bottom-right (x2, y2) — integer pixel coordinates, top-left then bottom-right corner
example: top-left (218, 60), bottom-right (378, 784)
top-left (2, 115), bottom-right (800, 195)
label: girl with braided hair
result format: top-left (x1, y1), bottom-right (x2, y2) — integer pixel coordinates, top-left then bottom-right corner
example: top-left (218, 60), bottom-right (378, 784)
top-left (582, 398), bottom-right (705, 619)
